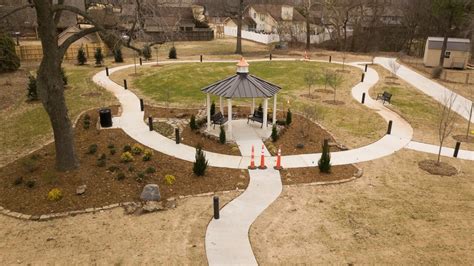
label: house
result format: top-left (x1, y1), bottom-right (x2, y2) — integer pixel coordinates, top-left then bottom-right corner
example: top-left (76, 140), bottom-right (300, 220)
top-left (423, 37), bottom-right (471, 69)
top-left (246, 4), bottom-right (306, 34)
top-left (58, 26), bottom-right (102, 46)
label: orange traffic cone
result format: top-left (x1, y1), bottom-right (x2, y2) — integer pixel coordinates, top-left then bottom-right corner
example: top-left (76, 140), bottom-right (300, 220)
top-left (248, 145), bottom-right (257, 170)
top-left (274, 146), bottom-right (283, 170)
top-left (258, 144), bottom-right (267, 170)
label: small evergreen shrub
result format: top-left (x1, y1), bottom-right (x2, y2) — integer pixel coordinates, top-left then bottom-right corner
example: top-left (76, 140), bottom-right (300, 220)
top-left (123, 144), bottom-right (132, 152)
top-left (164, 174), bottom-right (176, 185)
top-left (94, 48), bottom-right (104, 66)
top-left (271, 125), bottom-right (278, 142)
top-left (169, 46), bottom-right (177, 59)
top-left (109, 147), bottom-right (116, 155)
top-left (13, 176), bottom-right (23, 186)
top-left (286, 109), bottom-right (292, 126)
top-left (219, 125), bottom-right (226, 144)
top-left (190, 115), bottom-right (198, 130)
top-left (136, 172), bottom-right (145, 182)
top-left (120, 151), bottom-right (134, 163)
top-left (47, 188), bottom-right (63, 201)
top-left (193, 146), bottom-right (208, 176)
top-left (318, 139), bottom-right (331, 173)
top-left (77, 47), bottom-right (87, 65)
top-left (210, 101), bottom-right (216, 116)
top-left (26, 180), bottom-right (36, 188)
top-left (116, 172), bottom-right (126, 180)
top-left (0, 34), bottom-right (20, 73)
top-left (26, 75), bottom-right (38, 101)
top-left (61, 67), bottom-right (68, 85)
top-left (131, 144), bottom-right (144, 155)
top-left (142, 149), bottom-right (153, 161)
top-left (113, 48), bottom-right (123, 63)
top-left (145, 166), bottom-right (156, 174)
top-left (87, 144), bottom-right (98, 154)
top-left (142, 44), bottom-right (152, 60)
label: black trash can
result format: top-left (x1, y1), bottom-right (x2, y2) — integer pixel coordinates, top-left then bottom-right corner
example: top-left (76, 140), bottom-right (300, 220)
top-left (99, 108), bottom-right (112, 128)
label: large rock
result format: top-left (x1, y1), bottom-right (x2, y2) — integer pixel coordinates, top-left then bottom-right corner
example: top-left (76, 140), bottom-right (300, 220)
top-left (140, 184), bottom-right (161, 201)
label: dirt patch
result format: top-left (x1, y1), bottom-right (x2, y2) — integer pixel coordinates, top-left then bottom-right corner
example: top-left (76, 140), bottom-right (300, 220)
top-left (314, 88), bottom-right (333, 94)
top-left (0, 109), bottom-right (249, 216)
top-left (300, 94), bottom-right (321, 100)
top-left (452, 134), bottom-right (474, 143)
top-left (281, 164), bottom-right (358, 185)
top-left (181, 126), bottom-right (240, 156)
top-left (418, 160), bottom-right (458, 176)
top-left (266, 114), bottom-right (340, 156)
top-left (323, 100), bottom-right (345, 105)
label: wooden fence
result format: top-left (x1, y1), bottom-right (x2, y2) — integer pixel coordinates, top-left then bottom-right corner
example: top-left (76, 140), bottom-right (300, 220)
top-left (15, 43), bottom-right (109, 61)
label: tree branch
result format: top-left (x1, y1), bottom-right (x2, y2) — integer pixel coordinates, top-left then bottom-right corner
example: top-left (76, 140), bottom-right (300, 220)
top-left (0, 4), bottom-right (34, 21)
top-left (52, 4), bottom-right (104, 31)
top-left (58, 27), bottom-right (100, 58)
top-left (54, 0), bottom-right (65, 25)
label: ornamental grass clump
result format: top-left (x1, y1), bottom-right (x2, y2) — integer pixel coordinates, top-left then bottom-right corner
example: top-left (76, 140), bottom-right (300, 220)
top-left (142, 149), bottom-right (153, 161)
top-left (131, 144), bottom-right (144, 155)
top-left (120, 151), bottom-right (134, 163)
top-left (47, 188), bottom-right (63, 201)
top-left (164, 174), bottom-right (176, 185)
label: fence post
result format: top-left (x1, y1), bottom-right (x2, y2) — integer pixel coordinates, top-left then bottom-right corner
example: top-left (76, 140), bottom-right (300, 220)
top-left (453, 142), bottom-right (461, 158)
top-left (365, 64), bottom-right (368, 72)
top-left (148, 117), bottom-right (153, 131)
top-left (329, 55), bottom-right (332, 63)
top-left (213, 196), bottom-right (220, 219)
top-left (387, 120), bottom-right (393, 135)
top-left (361, 73), bottom-right (365, 82)
top-left (140, 99), bottom-right (144, 111)
top-left (123, 79), bottom-right (127, 90)
top-left (175, 128), bottom-right (180, 144)
top-left (200, 55), bottom-right (203, 62)
top-left (270, 53), bottom-right (272, 61)
top-left (105, 67), bottom-right (109, 76)
top-left (361, 92), bottom-right (366, 104)
top-left (139, 57), bottom-right (142, 66)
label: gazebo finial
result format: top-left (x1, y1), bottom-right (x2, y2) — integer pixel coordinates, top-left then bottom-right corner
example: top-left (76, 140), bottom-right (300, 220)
top-left (236, 57), bottom-right (249, 74)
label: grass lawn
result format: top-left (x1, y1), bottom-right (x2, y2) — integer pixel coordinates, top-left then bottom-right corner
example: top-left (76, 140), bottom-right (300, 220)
top-left (0, 63), bottom-right (118, 166)
top-left (110, 61), bottom-right (386, 149)
top-left (370, 65), bottom-right (474, 150)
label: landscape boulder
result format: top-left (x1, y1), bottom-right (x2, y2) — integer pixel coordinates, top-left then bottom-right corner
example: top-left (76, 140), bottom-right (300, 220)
top-left (140, 184), bottom-right (161, 201)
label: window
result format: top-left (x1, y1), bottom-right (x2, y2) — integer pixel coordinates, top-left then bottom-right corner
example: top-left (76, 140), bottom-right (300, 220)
top-left (445, 51), bottom-right (451, 58)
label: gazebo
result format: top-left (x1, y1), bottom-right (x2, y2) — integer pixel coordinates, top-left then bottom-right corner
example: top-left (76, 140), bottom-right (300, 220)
top-left (201, 58), bottom-right (282, 137)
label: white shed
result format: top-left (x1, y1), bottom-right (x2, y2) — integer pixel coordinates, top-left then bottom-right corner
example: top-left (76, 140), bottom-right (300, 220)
top-left (423, 37), bottom-right (471, 69)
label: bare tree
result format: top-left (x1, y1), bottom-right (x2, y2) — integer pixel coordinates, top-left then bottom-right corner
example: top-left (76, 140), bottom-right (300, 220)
top-left (299, 104), bottom-right (319, 139)
top-left (327, 70), bottom-right (343, 103)
top-left (436, 92), bottom-right (458, 164)
top-left (296, 0), bottom-right (320, 50)
top-left (303, 69), bottom-right (318, 96)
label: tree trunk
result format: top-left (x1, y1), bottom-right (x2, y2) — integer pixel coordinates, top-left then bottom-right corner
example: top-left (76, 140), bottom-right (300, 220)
top-left (305, 17), bottom-right (311, 50)
top-left (34, 1), bottom-right (79, 171)
top-left (438, 34), bottom-right (449, 68)
top-left (235, 0), bottom-right (243, 54)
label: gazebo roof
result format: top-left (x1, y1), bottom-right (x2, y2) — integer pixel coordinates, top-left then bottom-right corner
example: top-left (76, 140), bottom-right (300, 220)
top-left (201, 58), bottom-right (281, 98)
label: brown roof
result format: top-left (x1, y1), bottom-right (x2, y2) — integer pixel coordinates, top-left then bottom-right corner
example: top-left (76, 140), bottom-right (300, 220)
top-left (143, 7), bottom-right (195, 32)
top-left (249, 4), bottom-right (306, 22)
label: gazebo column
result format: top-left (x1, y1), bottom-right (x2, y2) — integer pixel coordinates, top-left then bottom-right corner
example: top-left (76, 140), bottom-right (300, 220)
top-left (251, 98), bottom-right (255, 114)
top-left (219, 96), bottom-right (224, 114)
top-left (206, 93), bottom-right (211, 131)
top-left (227, 98), bottom-right (233, 136)
top-left (273, 94), bottom-right (277, 125)
top-left (263, 98), bottom-right (269, 127)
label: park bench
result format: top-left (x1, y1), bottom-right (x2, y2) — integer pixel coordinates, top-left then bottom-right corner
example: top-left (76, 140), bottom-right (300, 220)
top-left (211, 112), bottom-right (228, 129)
top-left (247, 110), bottom-right (272, 128)
top-left (376, 91), bottom-right (392, 104)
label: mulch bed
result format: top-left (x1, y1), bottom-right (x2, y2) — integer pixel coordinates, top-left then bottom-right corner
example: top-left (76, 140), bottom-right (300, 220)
top-left (452, 135), bottom-right (474, 144)
top-left (281, 164), bottom-right (358, 185)
top-left (323, 100), bottom-right (345, 105)
top-left (144, 106), bottom-right (198, 119)
top-left (300, 94), bottom-right (321, 100)
top-left (267, 113), bottom-right (341, 156)
top-left (181, 126), bottom-right (241, 156)
top-left (0, 109), bottom-right (249, 216)
top-left (418, 160), bottom-right (458, 176)
top-left (314, 88), bottom-right (333, 94)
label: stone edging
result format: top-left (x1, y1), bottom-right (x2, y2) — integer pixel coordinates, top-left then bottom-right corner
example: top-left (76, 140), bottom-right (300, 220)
top-left (0, 168), bottom-right (362, 222)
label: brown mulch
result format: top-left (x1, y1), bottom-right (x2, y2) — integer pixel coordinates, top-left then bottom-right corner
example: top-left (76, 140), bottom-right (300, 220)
top-left (452, 135), bottom-right (474, 143)
top-left (323, 100), bottom-right (345, 105)
top-left (314, 88), bottom-right (333, 94)
top-left (418, 160), bottom-right (458, 176)
top-left (0, 109), bottom-right (249, 216)
top-left (181, 126), bottom-right (240, 156)
top-left (144, 106), bottom-right (198, 119)
top-left (268, 114), bottom-right (340, 156)
top-left (281, 164), bottom-right (358, 185)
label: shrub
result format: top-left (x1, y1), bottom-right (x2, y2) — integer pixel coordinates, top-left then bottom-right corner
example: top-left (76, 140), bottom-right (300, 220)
top-left (432, 66), bottom-right (443, 79)
top-left (87, 144), bottom-right (98, 154)
top-left (97, 153), bottom-right (107, 167)
top-left (219, 125), bottom-right (226, 144)
top-left (77, 47), bottom-right (87, 65)
top-left (120, 152), bottom-right (134, 163)
top-left (94, 48), bottom-right (104, 66)
top-left (123, 144), bottom-right (132, 152)
top-left (286, 109), bottom-right (292, 126)
top-left (0, 34), bottom-right (20, 73)
top-left (13, 176), bottom-right (23, 186)
top-left (271, 125), bottom-right (278, 142)
top-left (169, 46), bottom-right (177, 59)
top-left (21, 158), bottom-right (39, 173)
top-left (109, 148), bottom-right (116, 155)
top-left (142, 149), bottom-right (153, 161)
top-left (142, 44), bottom-right (152, 60)
top-left (83, 115), bottom-right (91, 129)
top-left (25, 180), bottom-right (36, 188)
top-left (107, 165), bottom-right (119, 172)
top-left (136, 172), bottom-right (145, 182)
top-left (61, 67), bottom-right (68, 85)
top-left (131, 144), bottom-right (144, 155)
top-left (190, 115), bottom-right (198, 130)
top-left (193, 146), bottom-right (208, 176)
top-left (164, 174), bottom-right (176, 185)
top-left (47, 188), bottom-right (63, 201)
top-left (116, 172), bottom-right (126, 181)
top-left (210, 101), bottom-right (216, 116)
top-left (318, 139), bottom-right (331, 173)
top-left (145, 166), bottom-right (156, 174)
top-left (113, 48), bottom-right (123, 63)
top-left (26, 75), bottom-right (38, 101)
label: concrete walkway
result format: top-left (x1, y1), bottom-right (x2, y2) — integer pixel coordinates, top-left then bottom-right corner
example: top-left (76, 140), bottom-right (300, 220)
top-left (406, 141), bottom-right (474, 160)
